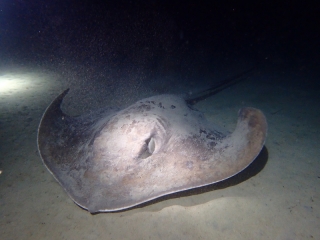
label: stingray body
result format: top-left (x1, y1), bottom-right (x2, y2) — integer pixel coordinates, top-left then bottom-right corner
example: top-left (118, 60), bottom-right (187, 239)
top-left (38, 89), bottom-right (267, 213)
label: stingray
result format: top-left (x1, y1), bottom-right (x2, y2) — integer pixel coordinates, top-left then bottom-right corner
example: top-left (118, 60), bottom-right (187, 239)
top-left (37, 74), bottom-right (267, 213)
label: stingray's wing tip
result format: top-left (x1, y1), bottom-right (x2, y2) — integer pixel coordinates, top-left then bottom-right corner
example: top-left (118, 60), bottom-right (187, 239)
top-left (213, 107), bottom-right (267, 180)
top-left (232, 107), bottom-right (267, 168)
top-left (37, 88), bottom-right (71, 155)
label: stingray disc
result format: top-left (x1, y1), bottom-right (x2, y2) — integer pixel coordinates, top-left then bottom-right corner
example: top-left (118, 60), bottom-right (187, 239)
top-left (37, 89), bottom-right (267, 213)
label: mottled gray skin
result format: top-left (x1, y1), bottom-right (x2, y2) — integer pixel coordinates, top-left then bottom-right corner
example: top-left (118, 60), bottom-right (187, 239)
top-left (37, 89), bottom-right (267, 213)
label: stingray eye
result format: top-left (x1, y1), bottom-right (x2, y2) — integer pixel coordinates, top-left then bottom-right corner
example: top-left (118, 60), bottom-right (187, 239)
top-left (138, 137), bottom-right (155, 159)
top-left (147, 137), bottom-right (155, 154)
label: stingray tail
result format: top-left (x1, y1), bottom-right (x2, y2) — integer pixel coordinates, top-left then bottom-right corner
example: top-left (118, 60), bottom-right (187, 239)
top-left (185, 66), bottom-right (256, 105)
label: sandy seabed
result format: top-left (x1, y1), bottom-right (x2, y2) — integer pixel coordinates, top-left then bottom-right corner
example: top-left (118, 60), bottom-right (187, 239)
top-left (0, 63), bottom-right (319, 240)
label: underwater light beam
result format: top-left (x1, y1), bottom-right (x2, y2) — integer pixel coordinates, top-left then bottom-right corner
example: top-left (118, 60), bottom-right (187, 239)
top-left (0, 72), bottom-right (37, 94)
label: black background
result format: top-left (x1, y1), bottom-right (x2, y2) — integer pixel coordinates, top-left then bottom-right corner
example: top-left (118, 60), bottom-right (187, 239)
top-left (1, 0), bottom-right (319, 82)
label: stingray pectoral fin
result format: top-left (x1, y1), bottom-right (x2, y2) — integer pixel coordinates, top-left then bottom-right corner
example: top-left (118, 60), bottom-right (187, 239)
top-left (212, 107), bottom-right (267, 181)
top-left (37, 89), bottom-right (117, 211)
